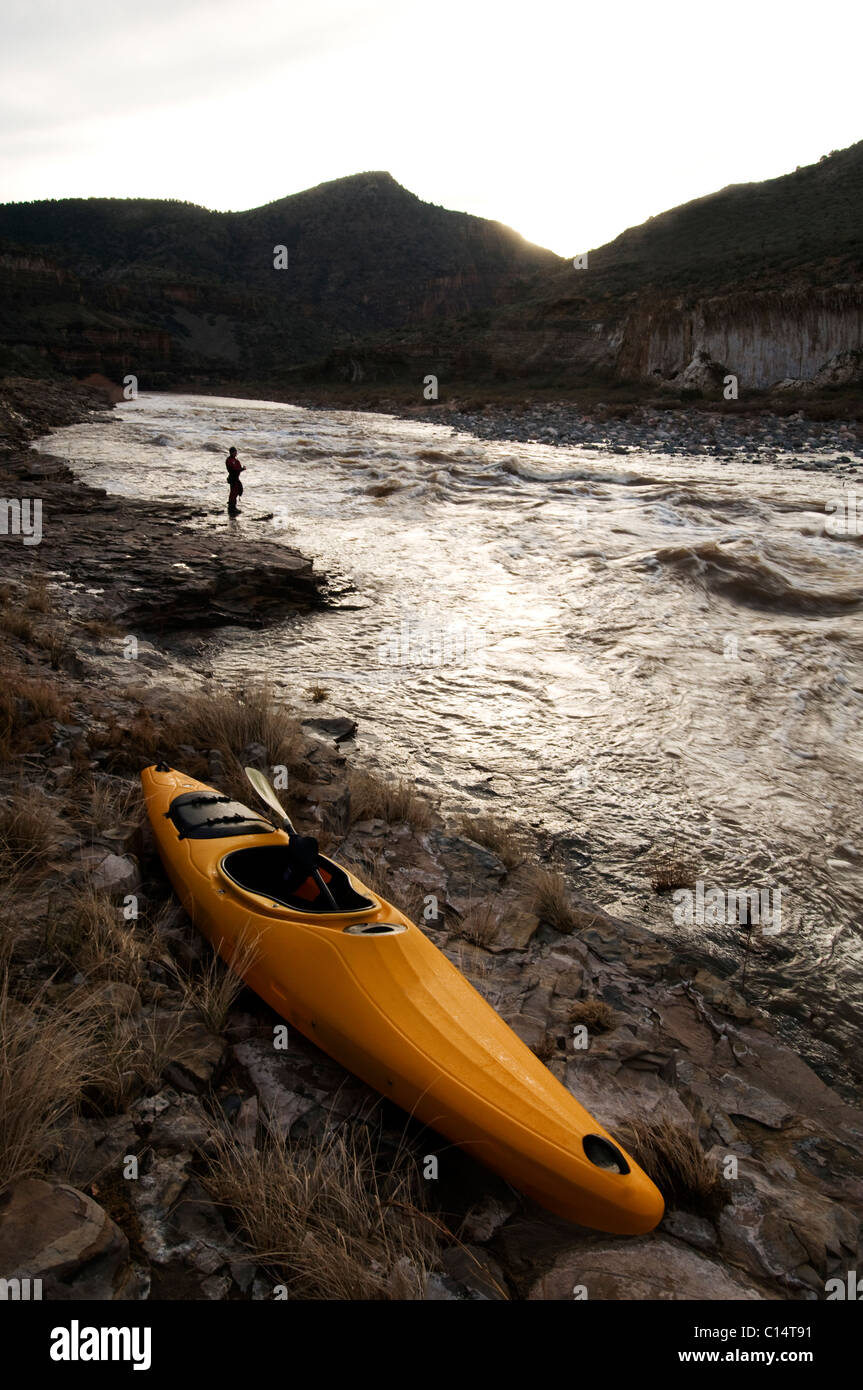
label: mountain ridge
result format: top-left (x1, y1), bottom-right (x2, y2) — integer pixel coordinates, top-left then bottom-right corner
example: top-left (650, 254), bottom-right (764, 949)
top-left (0, 144), bottom-right (861, 392)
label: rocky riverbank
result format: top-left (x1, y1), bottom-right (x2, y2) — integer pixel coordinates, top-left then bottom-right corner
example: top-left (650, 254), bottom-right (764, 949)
top-left (1, 379), bottom-right (324, 631)
top-left (391, 399), bottom-right (863, 471)
top-left (178, 377), bottom-right (863, 469)
top-left (1, 379), bottom-right (861, 1302)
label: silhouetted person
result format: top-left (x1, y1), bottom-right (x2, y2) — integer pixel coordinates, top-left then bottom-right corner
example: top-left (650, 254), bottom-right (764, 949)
top-left (226, 446), bottom-right (245, 514)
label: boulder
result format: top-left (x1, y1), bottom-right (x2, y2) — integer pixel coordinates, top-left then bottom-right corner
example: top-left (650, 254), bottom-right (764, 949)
top-left (301, 716), bottom-right (358, 743)
top-left (714, 1161), bottom-right (858, 1295)
top-left (0, 1178), bottom-right (138, 1299)
top-left (90, 852), bottom-right (141, 900)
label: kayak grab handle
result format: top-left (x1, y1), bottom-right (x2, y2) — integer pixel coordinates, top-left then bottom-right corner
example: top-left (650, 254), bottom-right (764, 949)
top-left (342, 922), bottom-right (408, 936)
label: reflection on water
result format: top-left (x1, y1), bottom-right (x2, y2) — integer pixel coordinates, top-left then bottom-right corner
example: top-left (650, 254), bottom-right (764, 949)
top-left (39, 393), bottom-right (863, 1089)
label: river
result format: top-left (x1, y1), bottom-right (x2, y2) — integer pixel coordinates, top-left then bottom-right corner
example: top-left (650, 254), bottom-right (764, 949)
top-left (37, 392), bottom-right (863, 1093)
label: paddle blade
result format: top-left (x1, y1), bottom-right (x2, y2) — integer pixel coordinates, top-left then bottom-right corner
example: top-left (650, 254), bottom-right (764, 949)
top-left (244, 765), bottom-right (292, 828)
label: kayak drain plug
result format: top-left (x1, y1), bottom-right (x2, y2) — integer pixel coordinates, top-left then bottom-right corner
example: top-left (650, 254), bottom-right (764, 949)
top-left (582, 1135), bottom-right (630, 1175)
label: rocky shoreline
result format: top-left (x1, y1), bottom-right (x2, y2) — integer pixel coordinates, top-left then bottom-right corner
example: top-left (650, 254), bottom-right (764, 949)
top-left (1, 378), bottom-right (862, 1302)
top-left (1, 379), bottom-right (324, 632)
top-left (402, 400), bottom-right (863, 470)
top-left (172, 378), bottom-right (863, 468)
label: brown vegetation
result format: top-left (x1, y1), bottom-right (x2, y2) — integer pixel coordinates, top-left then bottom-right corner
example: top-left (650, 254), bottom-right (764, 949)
top-left (203, 1120), bottom-right (439, 1299)
top-left (615, 1116), bottom-right (728, 1217)
top-left (348, 768), bottom-right (432, 829)
top-left (459, 813), bottom-right (524, 869)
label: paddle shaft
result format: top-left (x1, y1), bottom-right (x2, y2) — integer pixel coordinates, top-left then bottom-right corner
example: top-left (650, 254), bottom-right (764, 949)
top-left (244, 767), bottom-right (338, 910)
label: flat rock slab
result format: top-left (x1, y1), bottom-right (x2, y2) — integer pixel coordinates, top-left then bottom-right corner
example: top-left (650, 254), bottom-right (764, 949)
top-left (714, 1159), bottom-right (859, 1295)
top-left (528, 1236), bottom-right (768, 1300)
top-left (3, 450), bottom-right (323, 630)
top-left (426, 830), bottom-right (508, 912)
top-left (579, 911), bottom-right (676, 980)
top-left (301, 716), bottom-right (358, 743)
top-left (715, 1072), bottom-right (796, 1129)
top-left (232, 1034), bottom-right (374, 1138)
top-left (566, 1056), bottom-right (695, 1132)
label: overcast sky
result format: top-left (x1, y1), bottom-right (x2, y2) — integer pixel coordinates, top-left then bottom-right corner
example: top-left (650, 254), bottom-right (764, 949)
top-left (1, 0), bottom-right (860, 255)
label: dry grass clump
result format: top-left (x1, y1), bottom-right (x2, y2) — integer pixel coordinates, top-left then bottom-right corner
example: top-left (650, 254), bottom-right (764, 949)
top-left (306, 685), bottom-right (329, 703)
top-left (79, 617), bottom-right (123, 639)
top-left (203, 1120), bottom-right (439, 1299)
top-left (0, 972), bottom-right (96, 1192)
top-left (23, 578), bottom-right (53, 614)
top-left (348, 769), bottom-right (432, 829)
top-left (531, 1032), bottom-right (558, 1063)
top-left (454, 898), bottom-right (501, 948)
top-left (0, 787), bottom-right (66, 883)
top-left (0, 609), bottom-right (35, 641)
top-left (170, 933), bottom-right (259, 1034)
top-left (570, 998), bottom-right (618, 1033)
top-left (84, 776), bottom-right (140, 837)
top-left (32, 627), bottom-right (70, 670)
top-left (615, 1117), bottom-right (728, 1218)
top-left (459, 813), bottom-right (524, 869)
top-left (14, 675), bottom-right (68, 720)
top-left (56, 886), bottom-right (150, 985)
top-left (528, 864), bottom-right (580, 932)
top-left (648, 846), bottom-right (697, 893)
top-left (169, 683), bottom-right (300, 767)
top-left (80, 999), bottom-right (205, 1112)
top-left (0, 673), bottom-right (70, 758)
top-left (89, 708), bottom-right (164, 773)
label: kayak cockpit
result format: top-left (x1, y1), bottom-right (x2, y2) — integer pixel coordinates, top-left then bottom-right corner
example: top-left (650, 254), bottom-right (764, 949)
top-left (220, 845), bottom-right (377, 915)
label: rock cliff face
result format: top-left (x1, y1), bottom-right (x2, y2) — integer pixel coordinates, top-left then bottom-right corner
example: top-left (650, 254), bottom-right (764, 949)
top-left (474, 285), bottom-right (863, 390)
top-left (618, 286), bottom-right (863, 389)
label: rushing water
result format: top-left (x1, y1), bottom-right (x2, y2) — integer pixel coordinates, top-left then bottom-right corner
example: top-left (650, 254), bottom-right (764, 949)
top-left (38, 393), bottom-right (863, 1090)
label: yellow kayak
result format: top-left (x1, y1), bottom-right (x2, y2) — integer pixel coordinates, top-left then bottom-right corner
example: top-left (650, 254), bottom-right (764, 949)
top-left (141, 763), bottom-right (664, 1234)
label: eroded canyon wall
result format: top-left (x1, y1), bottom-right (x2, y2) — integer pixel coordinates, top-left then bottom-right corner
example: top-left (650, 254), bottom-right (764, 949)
top-left (619, 286), bottom-right (863, 387)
